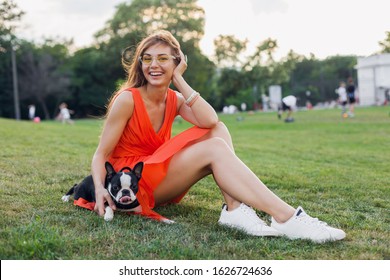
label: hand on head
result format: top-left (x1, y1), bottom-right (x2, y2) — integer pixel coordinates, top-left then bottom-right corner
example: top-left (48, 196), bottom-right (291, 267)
top-left (173, 50), bottom-right (187, 77)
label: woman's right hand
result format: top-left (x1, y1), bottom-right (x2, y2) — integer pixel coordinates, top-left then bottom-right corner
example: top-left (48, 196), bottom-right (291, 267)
top-left (91, 91), bottom-right (134, 217)
top-left (173, 50), bottom-right (188, 79)
top-left (94, 187), bottom-right (116, 216)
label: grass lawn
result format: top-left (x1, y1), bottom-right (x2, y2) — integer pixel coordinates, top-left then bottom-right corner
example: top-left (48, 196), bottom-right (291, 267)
top-left (0, 106), bottom-right (389, 260)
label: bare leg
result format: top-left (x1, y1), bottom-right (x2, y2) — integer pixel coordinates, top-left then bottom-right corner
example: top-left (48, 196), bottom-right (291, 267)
top-left (153, 122), bottom-right (295, 223)
top-left (286, 109), bottom-right (292, 119)
top-left (202, 122), bottom-right (241, 210)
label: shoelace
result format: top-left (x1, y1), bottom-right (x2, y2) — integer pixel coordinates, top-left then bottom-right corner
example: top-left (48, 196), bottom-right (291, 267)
top-left (297, 213), bottom-right (328, 227)
top-left (240, 204), bottom-right (267, 225)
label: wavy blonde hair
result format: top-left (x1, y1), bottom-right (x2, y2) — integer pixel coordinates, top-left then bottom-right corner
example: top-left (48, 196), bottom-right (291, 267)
top-left (105, 30), bottom-right (181, 115)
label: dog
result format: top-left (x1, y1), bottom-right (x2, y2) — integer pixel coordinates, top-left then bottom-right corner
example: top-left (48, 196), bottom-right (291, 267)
top-left (62, 161), bottom-right (143, 221)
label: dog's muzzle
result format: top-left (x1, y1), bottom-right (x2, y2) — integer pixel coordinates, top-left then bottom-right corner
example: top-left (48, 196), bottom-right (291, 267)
top-left (118, 190), bottom-right (136, 204)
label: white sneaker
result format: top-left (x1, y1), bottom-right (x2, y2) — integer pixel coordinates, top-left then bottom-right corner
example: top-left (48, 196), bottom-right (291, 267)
top-left (271, 206), bottom-right (346, 243)
top-left (218, 203), bottom-right (282, 236)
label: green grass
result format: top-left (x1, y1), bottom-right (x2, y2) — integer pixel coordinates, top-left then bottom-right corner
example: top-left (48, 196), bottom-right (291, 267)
top-left (0, 107), bottom-right (389, 260)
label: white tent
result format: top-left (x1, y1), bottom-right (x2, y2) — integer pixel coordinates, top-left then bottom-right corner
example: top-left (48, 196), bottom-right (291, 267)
top-left (355, 54), bottom-right (390, 106)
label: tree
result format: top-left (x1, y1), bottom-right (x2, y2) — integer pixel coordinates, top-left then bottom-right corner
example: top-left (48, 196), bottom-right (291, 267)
top-left (213, 35), bottom-right (248, 67)
top-left (275, 50), bottom-right (304, 96)
top-left (378, 31), bottom-right (390, 53)
top-left (241, 38), bottom-right (278, 108)
top-left (96, 0), bottom-right (205, 46)
top-left (68, 0), bottom-right (215, 114)
top-left (0, 0), bottom-right (24, 118)
top-left (243, 38), bottom-right (278, 71)
top-left (216, 68), bottom-right (246, 109)
top-left (0, 0), bottom-right (24, 39)
top-left (67, 46), bottom-right (113, 118)
top-left (285, 54), bottom-right (357, 105)
top-left (287, 55), bottom-right (321, 105)
top-left (17, 40), bottom-right (71, 119)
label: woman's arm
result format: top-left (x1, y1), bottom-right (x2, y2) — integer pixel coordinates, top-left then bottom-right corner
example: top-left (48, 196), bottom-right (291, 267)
top-left (91, 91), bottom-right (134, 216)
top-left (172, 51), bottom-right (219, 128)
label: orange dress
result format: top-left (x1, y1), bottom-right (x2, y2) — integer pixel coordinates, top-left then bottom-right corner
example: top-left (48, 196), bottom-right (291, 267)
top-left (106, 88), bottom-right (210, 221)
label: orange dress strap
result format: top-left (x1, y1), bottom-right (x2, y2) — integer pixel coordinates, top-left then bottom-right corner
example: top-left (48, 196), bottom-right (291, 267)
top-left (110, 88), bottom-right (177, 160)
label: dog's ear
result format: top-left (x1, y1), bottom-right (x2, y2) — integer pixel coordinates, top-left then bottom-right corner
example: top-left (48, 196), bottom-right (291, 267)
top-left (133, 162), bottom-right (144, 180)
top-left (105, 162), bottom-right (116, 177)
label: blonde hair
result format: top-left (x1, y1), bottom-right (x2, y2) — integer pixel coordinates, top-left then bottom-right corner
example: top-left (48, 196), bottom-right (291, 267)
top-left (105, 30), bottom-right (181, 115)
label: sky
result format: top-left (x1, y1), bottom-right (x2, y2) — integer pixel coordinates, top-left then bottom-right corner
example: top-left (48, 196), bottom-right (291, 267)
top-left (12, 0), bottom-right (390, 60)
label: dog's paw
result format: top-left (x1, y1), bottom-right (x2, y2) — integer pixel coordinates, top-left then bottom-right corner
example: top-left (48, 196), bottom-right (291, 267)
top-left (104, 215), bottom-right (113, 222)
top-left (162, 218), bottom-right (175, 224)
top-left (104, 207), bottom-right (114, 221)
top-left (61, 195), bottom-right (70, 202)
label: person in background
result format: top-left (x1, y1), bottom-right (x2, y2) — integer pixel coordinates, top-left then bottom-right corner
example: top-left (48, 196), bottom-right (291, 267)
top-left (336, 81), bottom-right (348, 118)
top-left (346, 78), bottom-right (356, 117)
top-left (28, 104), bottom-right (36, 120)
top-left (241, 102), bottom-right (247, 112)
top-left (59, 102), bottom-right (74, 124)
top-left (261, 94), bottom-right (270, 111)
top-left (278, 95), bottom-right (297, 122)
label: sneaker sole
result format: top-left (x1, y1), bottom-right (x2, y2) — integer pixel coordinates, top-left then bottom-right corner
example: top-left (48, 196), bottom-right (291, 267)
top-left (218, 221), bottom-right (282, 237)
top-left (275, 231), bottom-right (346, 243)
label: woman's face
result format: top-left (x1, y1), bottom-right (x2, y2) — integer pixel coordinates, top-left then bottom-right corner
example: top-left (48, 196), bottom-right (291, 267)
top-left (140, 43), bottom-right (177, 88)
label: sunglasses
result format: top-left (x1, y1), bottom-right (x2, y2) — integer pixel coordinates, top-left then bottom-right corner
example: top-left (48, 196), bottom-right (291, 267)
top-left (139, 54), bottom-right (177, 65)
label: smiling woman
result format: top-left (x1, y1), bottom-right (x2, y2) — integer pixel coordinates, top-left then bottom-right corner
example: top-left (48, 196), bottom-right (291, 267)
top-left (92, 30), bottom-right (219, 222)
top-left (83, 30), bottom-right (347, 243)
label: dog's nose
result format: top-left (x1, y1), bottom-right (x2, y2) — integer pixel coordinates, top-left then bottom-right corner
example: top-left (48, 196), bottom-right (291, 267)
top-left (122, 189), bottom-right (130, 196)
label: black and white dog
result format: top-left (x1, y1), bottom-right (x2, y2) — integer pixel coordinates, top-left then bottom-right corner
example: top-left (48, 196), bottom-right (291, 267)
top-left (62, 161), bottom-right (143, 221)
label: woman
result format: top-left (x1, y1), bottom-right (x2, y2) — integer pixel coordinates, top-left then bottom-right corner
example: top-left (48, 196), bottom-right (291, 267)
top-left (91, 30), bottom-right (345, 243)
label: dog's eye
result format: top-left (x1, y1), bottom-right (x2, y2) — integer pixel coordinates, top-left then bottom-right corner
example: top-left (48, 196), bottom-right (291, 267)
top-left (112, 185), bottom-right (120, 191)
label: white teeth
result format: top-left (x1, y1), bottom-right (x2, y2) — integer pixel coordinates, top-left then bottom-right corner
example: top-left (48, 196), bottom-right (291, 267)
top-left (150, 72), bottom-right (162, 76)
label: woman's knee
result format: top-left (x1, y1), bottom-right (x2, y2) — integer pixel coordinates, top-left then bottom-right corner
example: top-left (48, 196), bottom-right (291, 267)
top-left (205, 137), bottom-right (232, 157)
top-left (171, 137), bottom-right (228, 165)
top-left (211, 121), bottom-right (230, 138)
top-left (212, 121), bottom-right (229, 134)
top-left (209, 121), bottom-right (233, 148)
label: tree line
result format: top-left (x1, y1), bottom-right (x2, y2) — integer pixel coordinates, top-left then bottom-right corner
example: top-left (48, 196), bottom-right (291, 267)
top-left (1, 0), bottom-right (389, 120)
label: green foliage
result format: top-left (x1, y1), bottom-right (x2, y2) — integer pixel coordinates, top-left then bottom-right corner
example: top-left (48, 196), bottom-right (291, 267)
top-left (71, 0), bottom-right (213, 117)
top-left (213, 35), bottom-right (248, 67)
top-left (0, 48), bottom-right (13, 117)
top-left (245, 38), bottom-right (278, 70)
top-left (0, 1), bottom-right (387, 120)
top-left (216, 68), bottom-right (246, 109)
top-left (67, 47), bottom-right (115, 118)
top-left (0, 0), bottom-right (24, 118)
top-left (0, 107), bottom-right (389, 259)
top-left (273, 54), bottom-right (357, 106)
top-left (16, 39), bottom-right (72, 119)
top-left (378, 31), bottom-right (390, 53)
top-left (0, 0), bottom-right (24, 37)
top-left (96, 0), bottom-right (205, 44)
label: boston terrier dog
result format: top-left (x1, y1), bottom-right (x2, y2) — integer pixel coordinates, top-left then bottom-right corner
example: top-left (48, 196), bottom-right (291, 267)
top-left (62, 161), bottom-right (143, 221)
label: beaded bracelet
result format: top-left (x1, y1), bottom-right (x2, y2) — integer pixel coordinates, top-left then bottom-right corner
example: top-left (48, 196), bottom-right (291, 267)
top-left (187, 93), bottom-right (200, 107)
top-left (185, 91), bottom-right (200, 106)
